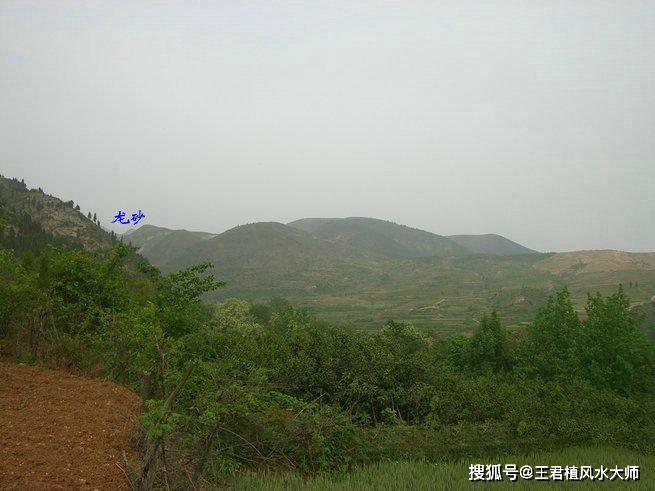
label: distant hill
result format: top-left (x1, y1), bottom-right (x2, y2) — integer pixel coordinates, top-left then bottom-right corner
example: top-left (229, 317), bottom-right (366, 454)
top-left (126, 217), bottom-right (539, 281)
top-left (0, 175), bottom-right (113, 254)
top-left (125, 218), bottom-right (655, 332)
top-left (124, 224), bottom-right (216, 270)
top-left (125, 222), bottom-right (382, 295)
top-left (447, 234), bottom-right (536, 256)
top-left (288, 217), bottom-right (468, 258)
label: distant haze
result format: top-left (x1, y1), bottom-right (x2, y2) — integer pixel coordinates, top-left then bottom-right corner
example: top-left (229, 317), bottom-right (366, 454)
top-left (1, 1), bottom-right (653, 252)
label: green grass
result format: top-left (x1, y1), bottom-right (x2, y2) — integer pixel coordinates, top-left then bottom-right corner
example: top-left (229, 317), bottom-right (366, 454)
top-left (233, 446), bottom-right (653, 490)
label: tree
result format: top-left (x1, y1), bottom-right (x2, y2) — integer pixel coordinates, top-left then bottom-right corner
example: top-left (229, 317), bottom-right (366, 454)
top-left (517, 288), bottom-right (582, 380)
top-left (581, 287), bottom-right (654, 394)
top-left (468, 311), bottom-right (509, 373)
top-left (87, 212), bottom-right (92, 219)
top-left (150, 262), bottom-right (225, 337)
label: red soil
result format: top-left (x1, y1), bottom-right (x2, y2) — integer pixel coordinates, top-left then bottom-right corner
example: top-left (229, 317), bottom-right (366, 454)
top-left (0, 360), bottom-right (142, 490)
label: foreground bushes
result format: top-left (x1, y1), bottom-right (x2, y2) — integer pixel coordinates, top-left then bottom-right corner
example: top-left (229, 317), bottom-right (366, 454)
top-left (1, 245), bottom-right (654, 487)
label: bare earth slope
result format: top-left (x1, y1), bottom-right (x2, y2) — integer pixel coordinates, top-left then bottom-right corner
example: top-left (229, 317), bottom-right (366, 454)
top-left (0, 360), bottom-right (141, 490)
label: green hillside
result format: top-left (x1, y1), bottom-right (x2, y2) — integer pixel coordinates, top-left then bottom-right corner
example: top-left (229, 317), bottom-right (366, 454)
top-left (126, 222), bottom-right (390, 298)
top-left (124, 224), bottom-right (216, 270)
top-left (289, 217), bottom-right (468, 257)
top-left (447, 233), bottom-right (536, 255)
top-left (0, 175), bottom-right (113, 254)
top-left (126, 221), bottom-right (655, 333)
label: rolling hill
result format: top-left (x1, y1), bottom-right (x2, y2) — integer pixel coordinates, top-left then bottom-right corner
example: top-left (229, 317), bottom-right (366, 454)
top-left (288, 217), bottom-right (536, 257)
top-left (288, 217), bottom-right (468, 258)
top-left (125, 218), bottom-right (538, 280)
top-left (447, 233), bottom-right (536, 256)
top-left (125, 219), bottom-right (655, 333)
top-left (125, 222), bottom-right (390, 298)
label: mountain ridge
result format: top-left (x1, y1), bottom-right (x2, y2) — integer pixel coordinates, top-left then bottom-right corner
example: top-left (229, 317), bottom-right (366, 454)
top-left (446, 233), bottom-right (536, 256)
top-left (128, 217), bottom-right (537, 262)
top-left (288, 217), bottom-right (469, 258)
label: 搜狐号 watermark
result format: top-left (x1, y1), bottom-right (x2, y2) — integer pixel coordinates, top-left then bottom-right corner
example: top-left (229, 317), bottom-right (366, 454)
top-left (469, 464), bottom-right (639, 481)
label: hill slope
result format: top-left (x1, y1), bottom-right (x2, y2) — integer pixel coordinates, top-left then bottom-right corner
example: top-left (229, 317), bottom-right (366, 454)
top-left (0, 175), bottom-right (112, 253)
top-left (126, 218), bottom-right (655, 331)
top-left (124, 224), bottom-right (216, 270)
top-left (447, 233), bottom-right (536, 256)
top-left (289, 217), bottom-right (468, 258)
top-left (126, 222), bottom-right (387, 297)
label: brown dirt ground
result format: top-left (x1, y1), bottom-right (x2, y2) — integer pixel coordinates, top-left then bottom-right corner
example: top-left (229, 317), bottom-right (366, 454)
top-left (0, 360), bottom-right (142, 490)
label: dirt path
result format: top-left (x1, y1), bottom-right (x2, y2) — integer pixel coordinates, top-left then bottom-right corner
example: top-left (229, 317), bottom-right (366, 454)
top-left (0, 360), bottom-right (141, 490)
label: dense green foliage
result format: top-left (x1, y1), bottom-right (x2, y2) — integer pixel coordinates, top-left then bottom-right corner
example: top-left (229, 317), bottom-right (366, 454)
top-left (1, 244), bottom-right (654, 487)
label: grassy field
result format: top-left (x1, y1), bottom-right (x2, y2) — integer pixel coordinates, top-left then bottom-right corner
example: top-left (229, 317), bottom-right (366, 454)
top-left (234, 446), bottom-right (653, 490)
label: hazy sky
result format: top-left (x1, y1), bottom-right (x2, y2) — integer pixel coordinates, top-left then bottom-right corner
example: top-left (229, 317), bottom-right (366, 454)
top-left (1, 1), bottom-right (654, 252)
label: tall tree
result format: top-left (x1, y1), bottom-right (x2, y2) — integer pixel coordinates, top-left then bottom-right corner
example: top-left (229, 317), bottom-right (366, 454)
top-left (517, 288), bottom-right (582, 380)
top-left (581, 287), bottom-right (654, 394)
top-left (468, 311), bottom-right (509, 373)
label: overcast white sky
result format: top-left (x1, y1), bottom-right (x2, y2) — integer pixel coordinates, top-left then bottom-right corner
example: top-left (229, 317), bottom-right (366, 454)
top-left (1, 1), bottom-right (654, 252)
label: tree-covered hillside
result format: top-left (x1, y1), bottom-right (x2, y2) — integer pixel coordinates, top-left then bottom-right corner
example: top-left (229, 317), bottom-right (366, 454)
top-left (0, 175), bottom-right (113, 254)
